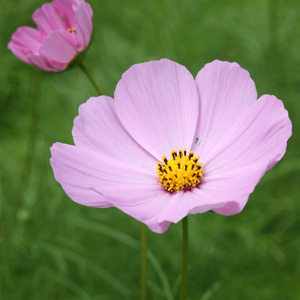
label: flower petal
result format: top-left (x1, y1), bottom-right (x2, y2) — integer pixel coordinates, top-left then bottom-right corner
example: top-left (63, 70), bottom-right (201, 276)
top-left (201, 94), bottom-right (292, 214)
top-left (61, 185), bottom-right (112, 208)
top-left (193, 60), bottom-right (257, 160)
top-left (39, 30), bottom-right (77, 64)
top-left (204, 95), bottom-right (291, 174)
top-left (32, 2), bottom-right (65, 36)
top-left (200, 163), bottom-right (267, 215)
top-left (157, 189), bottom-right (226, 224)
top-left (52, 0), bottom-right (77, 29)
top-left (72, 96), bottom-right (157, 171)
top-left (114, 59), bottom-right (199, 159)
top-left (75, 1), bottom-right (93, 51)
top-left (8, 26), bottom-right (43, 63)
top-left (50, 143), bottom-right (157, 208)
top-left (213, 197), bottom-right (248, 216)
top-left (97, 186), bottom-right (172, 234)
top-left (27, 54), bottom-right (66, 71)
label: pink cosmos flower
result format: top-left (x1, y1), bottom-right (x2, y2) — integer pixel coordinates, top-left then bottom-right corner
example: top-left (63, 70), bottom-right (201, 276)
top-left (8, 0), bottom-right (92, 71)
top-left (50, 59), bottom-right (292, 233)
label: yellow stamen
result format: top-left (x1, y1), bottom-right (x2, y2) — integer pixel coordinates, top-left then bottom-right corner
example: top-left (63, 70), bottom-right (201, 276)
top-left (67, 27), bottom-right (76, 35)
top-left (157, 149), bottom-right (204, 193)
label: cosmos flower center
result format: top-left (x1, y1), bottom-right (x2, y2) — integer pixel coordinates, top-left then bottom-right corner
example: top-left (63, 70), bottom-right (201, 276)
top-left (67, 27), bottom-right (76, 35)
top-left (157, 149), bottom-right (204, 193)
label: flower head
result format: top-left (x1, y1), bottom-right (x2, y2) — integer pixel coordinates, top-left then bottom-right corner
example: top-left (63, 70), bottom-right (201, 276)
top-left (50, 59), bottom-right (292, 233)
top-left (8, 0), bottom-right (93, 71)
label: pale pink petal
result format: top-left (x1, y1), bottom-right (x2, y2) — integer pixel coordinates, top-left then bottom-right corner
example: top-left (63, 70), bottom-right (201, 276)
top-left (193, 60), bottom-right (257, 160)
top-left (8, 26), bottom-right (43, 63)
top-left (213, 197), bottom-right (248, 216)
top-left (62, 185), bottom-right (112, 208)
top-left (75, 1), bottom-right (93, 51)
top-left (200, 94), bottom-right (292, 215)
top-left (72, 96), bottom-right (157, 171)
top-left (97, 186), bottom-right (172, 234)
top-left (32, 3), bottom-right (65, 36)
top-left (39, 30), bottom-right (77, 64)
top-left (50, 143), bottom-right (157, 207)
top-left (27, 54), bottom-right (65, 71)
top-left (199, 162), bottom-right (267, 214)
top-left (204, 95), bottom-right (291, 173)
top-left (114, 59), bottom-right (199, 159)
top-left (157, 189), bottom-right (226, 224)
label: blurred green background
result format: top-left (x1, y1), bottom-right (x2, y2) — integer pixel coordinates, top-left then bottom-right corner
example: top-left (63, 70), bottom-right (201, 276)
top-left (0, 0), bottom-right (299, 299)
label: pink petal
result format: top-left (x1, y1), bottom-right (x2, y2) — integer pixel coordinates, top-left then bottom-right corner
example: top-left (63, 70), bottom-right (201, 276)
top-left (8, 26), bottom-right (43, 63)
top-left (200, 94), bottom-right (292, 215)
top-left (50, 143), bottom-right (157, 208)
top-left (193, 60), bottom-right (257, 160)
top-left (52, 0), bottom-right (77, 29)
top-left (157, 189), bottom-right (226, 224)
top-left (97, 186), bottom-right (172, 234)
top-left (200, 163), bottom-right (267, 213)
top-left (114, 59), bottom-right (199, 160)
top-left (61, 185), bottom-right (112, 208)
top-left (27, 54), bottom-right (65, 71)
top-left (72, 96), bottom-right (157, 171)
top-left (75, 1), bottom-right (93, 51)
top-left (213, 197), bottom-right (248, 216)
top-left (39, 30), bottom-right (77, 64)
top-left (32, 3), bottom-right (65, 36)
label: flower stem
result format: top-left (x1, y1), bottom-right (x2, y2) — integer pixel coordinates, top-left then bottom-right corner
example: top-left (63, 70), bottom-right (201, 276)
top-left (180, 216), bottom-right (189, 300)
top-left (141, 223), bottom-right (148, 300)
top-left (79, 62), bottom-right (103, 95)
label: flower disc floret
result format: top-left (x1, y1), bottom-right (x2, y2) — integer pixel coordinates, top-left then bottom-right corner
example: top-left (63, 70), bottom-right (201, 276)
top-left (157, 149), bottom-right (204, 193)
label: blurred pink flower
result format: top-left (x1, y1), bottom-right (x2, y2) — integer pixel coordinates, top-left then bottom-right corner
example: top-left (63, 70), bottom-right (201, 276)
top-left (8, 0), bottom-right (93, 71)
top-left (50, 59), bottom-right (292, 233)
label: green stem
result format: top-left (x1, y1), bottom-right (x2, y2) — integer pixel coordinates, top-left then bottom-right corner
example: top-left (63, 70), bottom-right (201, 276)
top-left (79, 62), bottom-right (103, 95)
top-left (141, 223), bottom-right (148, 300)
top-left (180, 216), bottom-right (189, 300)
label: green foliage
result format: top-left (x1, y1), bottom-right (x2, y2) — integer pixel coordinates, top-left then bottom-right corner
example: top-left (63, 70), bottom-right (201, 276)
top-left (0, 0), bottom-right (300, 299)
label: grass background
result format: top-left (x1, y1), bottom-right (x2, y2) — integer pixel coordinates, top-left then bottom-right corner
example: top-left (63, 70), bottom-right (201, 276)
top-left (1, 0), bottom-right (300, 299)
